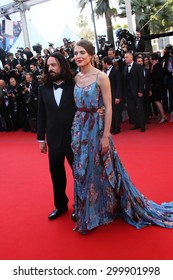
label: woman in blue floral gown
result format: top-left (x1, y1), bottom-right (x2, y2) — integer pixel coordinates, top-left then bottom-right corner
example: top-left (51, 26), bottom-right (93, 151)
top-left (71, 39), bottom-right (173, 234)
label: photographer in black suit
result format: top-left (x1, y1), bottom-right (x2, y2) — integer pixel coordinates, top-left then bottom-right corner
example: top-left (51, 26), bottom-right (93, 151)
top-left (37, 52), bottom-right (76, 220)
top-left (1, 63), bottom-right (18, 85)
top-left (25, 72), bottom-right (39, 132)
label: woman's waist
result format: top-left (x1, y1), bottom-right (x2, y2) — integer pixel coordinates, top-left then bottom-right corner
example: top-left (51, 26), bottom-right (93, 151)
top-left (77, 107), bottom-right (99, 113)
top-left (76, 107), bottom-right (101, 129)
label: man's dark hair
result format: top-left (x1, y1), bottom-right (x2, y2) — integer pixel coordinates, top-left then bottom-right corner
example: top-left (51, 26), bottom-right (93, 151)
top-left (151, 52), bottom-right (159, 60)
top-left (102, 56), bottom-right (113, 65)
top-left (108, 48), bottom-right (115, 54)
top-left (43, 52), bottom-right (73, 86)
top-left (30, 62), bottom-right (37, 67)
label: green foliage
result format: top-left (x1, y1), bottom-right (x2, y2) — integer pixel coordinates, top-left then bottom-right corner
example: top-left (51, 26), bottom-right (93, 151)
top-left (113, 23), bottom-right (128, 30)
top-left (114, 24), bottom-right (121, 30)
top-left (76, 15), bottom-right (89, 29)
top-left (76, 14), bottom-right (94, 40)
top-left (77, 0), bottom-right (117, 18)
top-left (118, 0), bottom-right (173, 34)
top-left (76, 0), bottom-right (117, 46)
top-left (77, 0), bottom-right (89, 11)
top-left (77, 28), bottom-right (95, 40)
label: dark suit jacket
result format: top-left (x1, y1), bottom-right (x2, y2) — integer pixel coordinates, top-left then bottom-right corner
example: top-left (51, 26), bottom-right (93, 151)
top-left (123, 62), bottom-right (144, 98)
top-left (143, 68), bottom-right (151, 94)
top-left (108, 66), bottom-right (122, 101)
top-left (26, 79), bottom-right (39, 98)
top-left (134, 38), bottom-right (145, 53)
top-left (37, 80), bottom-right (76, 150)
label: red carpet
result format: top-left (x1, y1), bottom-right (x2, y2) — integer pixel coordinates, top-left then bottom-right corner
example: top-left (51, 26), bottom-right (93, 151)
top-left (0, 118), bottom-right (173, 260)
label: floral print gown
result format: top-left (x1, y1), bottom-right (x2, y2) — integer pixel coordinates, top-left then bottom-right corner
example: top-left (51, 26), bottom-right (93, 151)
top-left (71, 80), bottom-right (173, 233)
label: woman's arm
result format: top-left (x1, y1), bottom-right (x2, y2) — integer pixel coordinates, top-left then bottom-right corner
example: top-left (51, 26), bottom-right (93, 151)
top-left (98, 71), bottom-right (112, 155)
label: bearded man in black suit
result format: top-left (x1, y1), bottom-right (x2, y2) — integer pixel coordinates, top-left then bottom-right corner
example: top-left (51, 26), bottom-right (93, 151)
top-left (37, 52), bottom-right (76, 220)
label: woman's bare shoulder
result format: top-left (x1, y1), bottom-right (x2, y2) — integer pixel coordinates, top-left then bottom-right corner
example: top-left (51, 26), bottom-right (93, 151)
top-left (97, 69), bottom-right (108, 83)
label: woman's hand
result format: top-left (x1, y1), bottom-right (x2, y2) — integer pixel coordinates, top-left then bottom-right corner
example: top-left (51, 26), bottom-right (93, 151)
top-left (97, 106), bottom-right (105, 117)
top-left (100, 135), bottom-right (110, 155)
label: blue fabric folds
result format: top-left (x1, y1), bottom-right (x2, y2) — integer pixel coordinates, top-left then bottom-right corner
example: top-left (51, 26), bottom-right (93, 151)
top-left (71, 82), bottom-right (173, 232)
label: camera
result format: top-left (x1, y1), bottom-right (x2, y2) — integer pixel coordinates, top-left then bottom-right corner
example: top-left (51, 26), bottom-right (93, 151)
top-left (115, 28), bottom-right (134, 50)
top-left (20, 83), bottom-right (26, 90)
top-left (32, 43), bottom-right (42, 54)
top-left (17, 47), bottom-right (24, 52)
top-left (98, 35), bottom-right (106, 46)
top-left (16, 47), bottom-right (26, 59)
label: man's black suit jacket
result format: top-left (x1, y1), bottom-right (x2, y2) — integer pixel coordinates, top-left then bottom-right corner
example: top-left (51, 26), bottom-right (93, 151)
top-left (26, 79), bottom-right (39, 98)
top-left (123, 62), bottom-right (144, 98)
top-left (37, 80), bottom-right (76, 150)
top-left (134, 38), bottom-right (145, 53)
top-left (108, 66), bottom-right (122, 101)
top-left (143, 68), bottom-right (151, 93)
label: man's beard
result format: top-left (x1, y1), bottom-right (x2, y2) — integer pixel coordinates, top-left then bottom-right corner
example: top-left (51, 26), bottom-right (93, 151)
top-left (48, 71), bottom-right (63, 83)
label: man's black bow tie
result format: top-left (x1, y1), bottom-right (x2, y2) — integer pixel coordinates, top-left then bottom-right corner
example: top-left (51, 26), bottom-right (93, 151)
top-left (105, 67), bottom-right (111, 73)
top-left (53, 83), bottom-right (64, 90)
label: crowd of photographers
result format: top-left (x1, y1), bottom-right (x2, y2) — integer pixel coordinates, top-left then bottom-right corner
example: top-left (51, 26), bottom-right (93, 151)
top-left (0, 32), bottom-right (173, 133)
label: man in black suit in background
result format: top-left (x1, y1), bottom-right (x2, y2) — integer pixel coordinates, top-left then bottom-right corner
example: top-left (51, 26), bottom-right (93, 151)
top-left (122, 51), bottom-right (145, 132)
top-left (102, 56), bottom-right (122, 134)
top-left (25, 72), bottom-right (39, 132)
top-left (136, 56), bottom-right (152, 124)
top-left (37, 52), bottom-right (76, 220)
top-left (133, 30), bottom-right (145, 54)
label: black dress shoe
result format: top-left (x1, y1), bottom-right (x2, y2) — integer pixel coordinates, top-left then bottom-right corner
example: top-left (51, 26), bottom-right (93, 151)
top-left (140, 128), bottom-right (146, 132)
top-left (130, 126), bottom-right (139, 130)
top-left (112, 129), bottom-right (120, 135)
top-left (48, 207), bottom-right (68, 220)
top-left (71, 211), bottom-right (76, 221)
top-left (6, 128), bottom-right (13, 132)
top-left (23, 128), bottom-right (30, 132)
